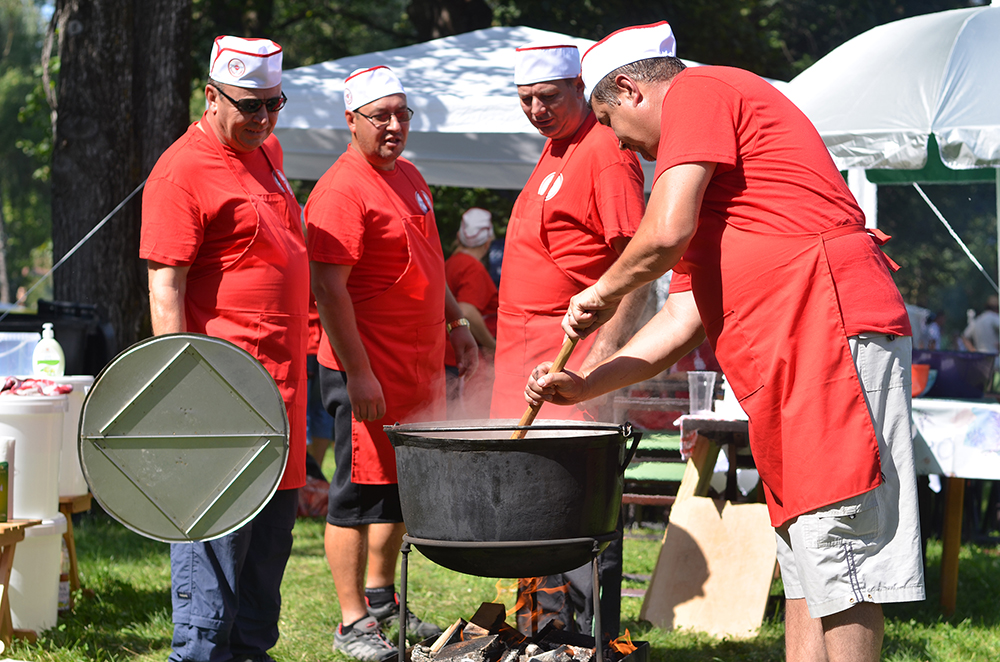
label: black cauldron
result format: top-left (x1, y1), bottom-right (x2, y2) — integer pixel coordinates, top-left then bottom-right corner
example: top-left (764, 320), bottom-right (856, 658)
top-left (385, 419), bottom-right (640, 578)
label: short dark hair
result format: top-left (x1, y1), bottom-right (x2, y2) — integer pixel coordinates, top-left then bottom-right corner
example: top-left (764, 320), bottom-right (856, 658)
top-left (590, 57), bottom-right (686, 107)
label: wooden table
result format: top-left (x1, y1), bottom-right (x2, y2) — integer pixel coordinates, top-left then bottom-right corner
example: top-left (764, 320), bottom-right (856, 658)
top-left (58, 493), bottom-right (92, 610)
top-left (0, 518), bottom-right (41, 654)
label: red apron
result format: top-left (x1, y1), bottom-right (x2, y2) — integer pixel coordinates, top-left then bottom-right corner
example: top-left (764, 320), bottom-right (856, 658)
top-left (187, 131), bottom-right (309, 490)
top-left (349, 170), bottom-right (447, 485)
top-left (491, 133), bottom-right (599, 421)
top-left (687, 221), bottom-right (888, 525)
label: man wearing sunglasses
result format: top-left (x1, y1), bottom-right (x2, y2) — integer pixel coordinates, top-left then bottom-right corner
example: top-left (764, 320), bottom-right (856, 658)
top-left (141, 36), bottom-right (307, 662)
top-left (305, 65), bottom-right (477, 661)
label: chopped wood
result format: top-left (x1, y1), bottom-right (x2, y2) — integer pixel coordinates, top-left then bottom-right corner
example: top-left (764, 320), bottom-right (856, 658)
top-left (495, 622), bottom-right (527, 648)
top-left (470, 602), bottom-right (508, 632)
top-left (564, 645), bottom-right (595, 662)
top-left (527, 644), bottom-right (574, 662)
top-left (462, 621), bottom-right (491, 639)
top-left (498, 648), bottom-right (521, 662)
top-left (536, 628), bottom-right (595, 649)
top-left (431, 618), bottom-right (468, 654)
top-left (411, 644), bottom-right (434, 662)
top-left (436, 634), bottom-right (503, 662)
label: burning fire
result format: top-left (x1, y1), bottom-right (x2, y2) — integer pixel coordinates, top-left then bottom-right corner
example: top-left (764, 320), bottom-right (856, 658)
top-left (609, 630), bottom-right (636, 655)
top-left (494, 578), bottom-right (518, 613)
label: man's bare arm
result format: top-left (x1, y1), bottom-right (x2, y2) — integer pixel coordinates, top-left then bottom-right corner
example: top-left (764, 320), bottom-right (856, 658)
top-left (311, 261), bottom-right (385, 421)
top-left (148, 261), bottom-right (190, 335)
top-left (528, 290), bottom-right (705, 407)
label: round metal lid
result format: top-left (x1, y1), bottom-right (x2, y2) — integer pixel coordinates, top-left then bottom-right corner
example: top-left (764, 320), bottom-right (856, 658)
top-left (79, 333), bottom-right (289, 542)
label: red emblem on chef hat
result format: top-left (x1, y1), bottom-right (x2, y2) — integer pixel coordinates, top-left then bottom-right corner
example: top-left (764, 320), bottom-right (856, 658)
top-left (228, 58), bottom-right (246, 78)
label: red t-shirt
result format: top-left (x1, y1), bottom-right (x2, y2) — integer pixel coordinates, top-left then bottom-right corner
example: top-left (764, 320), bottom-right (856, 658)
top-left (305, 145), bottom-right (426, 300)
top-left (141, 120), bottom-right (309, 490)
top-left (142, 125), bottom-right (287, 270)
top-left (658, 67), bottom-right (909, 337)
top-left (446, 252), bottom-right (498, 331)
top-left (536, 114), bottom-right (645, 284)
top-left (305, 144), bottom-right (442, 370)
top-left (444, 251), bottom-right (498, 367)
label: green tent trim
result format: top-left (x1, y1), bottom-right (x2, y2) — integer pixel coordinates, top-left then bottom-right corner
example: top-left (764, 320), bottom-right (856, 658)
top-left (866, 136), bottom-right (995, 185)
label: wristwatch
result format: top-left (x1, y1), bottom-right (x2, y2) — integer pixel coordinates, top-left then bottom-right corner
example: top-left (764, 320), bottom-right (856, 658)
top-left (446, 318), bottom-right (471, 334)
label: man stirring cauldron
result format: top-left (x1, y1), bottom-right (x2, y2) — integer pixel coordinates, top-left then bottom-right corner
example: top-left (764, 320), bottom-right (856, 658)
top-left (491, 42), bottom-right (648, 643)
top-left (304, 65), bottom-right (478, 661)
top-left (141, 36), bottom-right (307, 662)
top-left (526, 22), bottom-right (925, 662)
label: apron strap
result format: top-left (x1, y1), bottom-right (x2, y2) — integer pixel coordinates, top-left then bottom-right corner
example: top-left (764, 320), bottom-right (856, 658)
top-left (821, 223), bottom-right (901, 272)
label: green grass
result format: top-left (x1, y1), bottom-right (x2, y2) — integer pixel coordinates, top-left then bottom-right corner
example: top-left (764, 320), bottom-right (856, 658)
top-left (9, 510), bottom-right (1000, 662)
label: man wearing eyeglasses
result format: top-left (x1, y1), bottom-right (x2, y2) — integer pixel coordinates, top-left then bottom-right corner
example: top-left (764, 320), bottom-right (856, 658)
top-left (140, 36), bottom-right (307, 662)
top-left (304, 65), bottom-right (477, 661)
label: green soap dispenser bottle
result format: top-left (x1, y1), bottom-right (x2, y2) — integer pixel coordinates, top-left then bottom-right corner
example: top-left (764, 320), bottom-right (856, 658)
top-left (32, 322), bottom-right (65, 377)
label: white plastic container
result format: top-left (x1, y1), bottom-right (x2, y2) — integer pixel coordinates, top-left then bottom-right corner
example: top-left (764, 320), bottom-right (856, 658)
top-left (0, 395), bottom-right (67, 520)
top-left (32, 323), bottom-right (65, 377)
top-left (55, 376), bottom-right (95, 497)
top-left (10, 512), bottom-right (67, 632)
top-left (0, 331), bottom-right (40, 376)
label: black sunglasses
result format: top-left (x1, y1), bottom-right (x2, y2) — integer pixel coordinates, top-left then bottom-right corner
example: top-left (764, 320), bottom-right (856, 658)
top-left (211, 84), bottom-right (287, 113)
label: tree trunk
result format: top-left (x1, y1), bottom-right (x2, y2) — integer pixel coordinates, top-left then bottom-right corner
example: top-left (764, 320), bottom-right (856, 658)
top-left (0, 201), bottom-right (9, 304)
top-left (51, 0), bottom-right (190, 353)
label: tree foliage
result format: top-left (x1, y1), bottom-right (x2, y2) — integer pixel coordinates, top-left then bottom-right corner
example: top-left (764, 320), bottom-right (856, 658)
top-left (3, 0), bottom-right (994, 352)
top-left (880, 183), bottom-right (998, 342)
top-left (0, 0), bottom-right (51, 304)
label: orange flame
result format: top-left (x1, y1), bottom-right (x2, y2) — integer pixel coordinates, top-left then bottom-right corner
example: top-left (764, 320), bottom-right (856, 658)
top-left (494, 578), bottom-right (518, 612)
top-left (610, 629), bottom-right (636, 655)
top-left (513, 576), bottom-right (570, 635)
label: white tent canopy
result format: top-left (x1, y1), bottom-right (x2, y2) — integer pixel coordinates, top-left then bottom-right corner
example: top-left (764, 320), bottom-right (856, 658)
top-left (786, 3), bottom-right (1000, 295)
top-left (785, 4), bottom-right (1000, 172)
top-left (275, 26), bottom-right (670, 189)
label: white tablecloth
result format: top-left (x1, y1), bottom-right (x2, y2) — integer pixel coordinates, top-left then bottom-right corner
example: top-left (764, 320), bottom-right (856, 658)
top-left (679, 401), bottom-right (1000, 483)
top-left (912, 398), bottom-right (1000, 479)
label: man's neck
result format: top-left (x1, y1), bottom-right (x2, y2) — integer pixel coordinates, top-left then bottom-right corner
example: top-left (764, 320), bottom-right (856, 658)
top-left (552, 108), bottom-right (592, 144)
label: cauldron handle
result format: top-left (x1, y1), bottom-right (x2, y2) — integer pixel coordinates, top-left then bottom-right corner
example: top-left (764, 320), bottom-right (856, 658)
top-left (619, 422), bottom-right (642, 474)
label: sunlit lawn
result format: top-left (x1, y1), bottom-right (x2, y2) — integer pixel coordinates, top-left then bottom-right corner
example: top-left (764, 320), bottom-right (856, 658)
top-left (9, 505), bottom-right (1000, 662)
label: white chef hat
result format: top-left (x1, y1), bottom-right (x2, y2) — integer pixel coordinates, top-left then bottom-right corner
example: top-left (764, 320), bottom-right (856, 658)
top-left (344, 66), bottom-right (406, 111)
top-left (514, 43), bottom-right (581, 85)
top-left (210, 36), bottom-right (283, 89)
top-left (581, 21), bottom-right (676, 100)
top-left (458, 208), bottom-right (494, 247)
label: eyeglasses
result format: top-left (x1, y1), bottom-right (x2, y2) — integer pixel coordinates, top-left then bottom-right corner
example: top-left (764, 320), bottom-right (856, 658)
top-left (211, 84), bottom-right (287, 113)
top-left (354, 107), bottom-right (414, 128)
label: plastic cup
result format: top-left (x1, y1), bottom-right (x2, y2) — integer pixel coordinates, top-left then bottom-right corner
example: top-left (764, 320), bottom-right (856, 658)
top-left (687, 371), bottom-right (716, 415)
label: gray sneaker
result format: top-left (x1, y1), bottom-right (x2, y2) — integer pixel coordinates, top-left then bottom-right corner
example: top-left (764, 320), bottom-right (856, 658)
top-left (367, 595), bottom-right (444, 641)
top-left (333, 615), bottom-right (398, 662)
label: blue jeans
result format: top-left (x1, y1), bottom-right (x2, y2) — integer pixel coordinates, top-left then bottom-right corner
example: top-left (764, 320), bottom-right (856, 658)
top-left (168, 489), bottom-right (297, 662)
